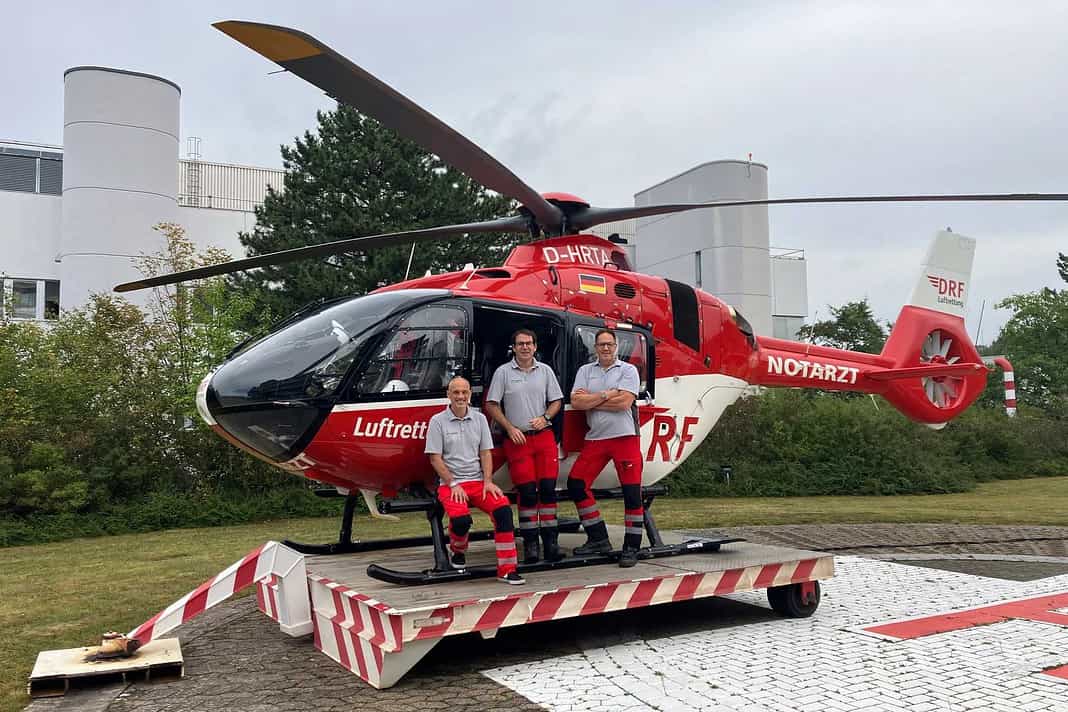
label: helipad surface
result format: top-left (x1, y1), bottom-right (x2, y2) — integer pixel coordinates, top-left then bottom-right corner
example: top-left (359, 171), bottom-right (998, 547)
top-left (484, 556), bottom-right (1068, 711)
top-left (24, 525), bottom-right (1068, 712)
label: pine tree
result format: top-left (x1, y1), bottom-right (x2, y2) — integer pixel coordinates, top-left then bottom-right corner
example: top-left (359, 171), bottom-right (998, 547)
top-left (232, 106), bottom-right (517, 321)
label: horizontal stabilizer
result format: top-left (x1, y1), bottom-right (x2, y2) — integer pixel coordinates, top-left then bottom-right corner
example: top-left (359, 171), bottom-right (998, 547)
top-left (866, 363), bottom-right (985, 382)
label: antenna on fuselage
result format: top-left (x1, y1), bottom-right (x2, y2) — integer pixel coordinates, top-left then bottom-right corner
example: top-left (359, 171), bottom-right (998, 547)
top-left (459, 263), bottom-right (478, 290)
top-left (403, 243), bottom-right (417, 281)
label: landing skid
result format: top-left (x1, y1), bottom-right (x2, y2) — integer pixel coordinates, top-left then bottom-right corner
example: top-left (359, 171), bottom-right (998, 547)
top-left (282, 488), bottom-right (583, 556)
top-left (366, 537), bottom-right (743, 585)
top-left (283, 484), bottom-right (742, 585)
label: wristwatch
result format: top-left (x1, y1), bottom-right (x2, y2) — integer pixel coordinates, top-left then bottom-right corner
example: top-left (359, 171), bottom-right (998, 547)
top-left (542, 411), bottom-right (552, 421)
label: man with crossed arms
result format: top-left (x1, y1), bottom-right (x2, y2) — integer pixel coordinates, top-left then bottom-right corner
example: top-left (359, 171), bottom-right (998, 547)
top-left (568, 328), bottom-right (644, 568)
top-left (484, 328), bottom-right (565, 564)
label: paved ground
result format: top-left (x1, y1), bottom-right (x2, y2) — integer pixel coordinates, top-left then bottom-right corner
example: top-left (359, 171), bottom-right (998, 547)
top-left (25, 524), bottom-right (1068, 712)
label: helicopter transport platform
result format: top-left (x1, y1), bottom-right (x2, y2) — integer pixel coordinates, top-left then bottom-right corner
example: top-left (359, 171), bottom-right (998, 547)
top-left (286, 530), bottom-right (832, 689)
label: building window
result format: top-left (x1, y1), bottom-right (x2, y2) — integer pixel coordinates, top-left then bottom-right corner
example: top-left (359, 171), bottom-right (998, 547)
top-left (45, 281), bottom-right (60, 320)
top-left (0, 154), bottom-right (37, 193)
top-left (12, 280), bottom-right (37, 319)
top-left (0, 146), bottom-right (64, 196)
top-left (2, 278), bottom-right (60, 321)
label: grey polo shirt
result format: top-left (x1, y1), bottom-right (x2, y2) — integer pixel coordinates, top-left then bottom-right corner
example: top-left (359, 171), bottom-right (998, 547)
top-left (424, 405), bottom-right (493, 484)
top-left (485, 358), bottom-right (564, 432)
top-left (572, 359), bottom-right (641, 440)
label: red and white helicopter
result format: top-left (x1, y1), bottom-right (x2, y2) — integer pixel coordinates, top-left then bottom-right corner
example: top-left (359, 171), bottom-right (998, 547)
top-left (118, 21), bottom-right (1065, 583)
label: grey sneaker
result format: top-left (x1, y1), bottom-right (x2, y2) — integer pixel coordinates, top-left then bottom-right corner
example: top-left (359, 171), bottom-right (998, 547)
top-left (451, 552), bottom-right (466, 569)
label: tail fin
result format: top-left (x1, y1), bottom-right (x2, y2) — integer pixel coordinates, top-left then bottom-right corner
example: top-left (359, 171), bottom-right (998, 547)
top-left (907, 230), bottom-right (975, 318)
top-left (880, 230), bottom-right (986, 425)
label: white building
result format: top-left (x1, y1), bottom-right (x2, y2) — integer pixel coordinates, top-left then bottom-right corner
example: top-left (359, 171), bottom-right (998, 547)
top-left (2, 66), bottom-right (282, 321)
top-left (592, 161), bottom-right (809, 339)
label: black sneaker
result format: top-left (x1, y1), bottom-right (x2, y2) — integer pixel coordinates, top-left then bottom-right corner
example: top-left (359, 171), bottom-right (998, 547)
top-left (573, 538), bottom-right (613, 556)
top-left (619, 548), bottom-right (639, 568)
top-left (451, 552), bottom-right (466, 569)
top-left (498, 571), bottom-right (525, 585)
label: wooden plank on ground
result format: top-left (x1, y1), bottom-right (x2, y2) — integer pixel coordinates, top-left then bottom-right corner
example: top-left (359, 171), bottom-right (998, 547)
top-left (28, 638), bottom-right (183, 698)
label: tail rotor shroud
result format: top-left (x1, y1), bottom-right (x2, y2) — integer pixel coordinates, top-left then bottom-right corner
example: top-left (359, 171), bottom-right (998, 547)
top-left (920, 330), bottom-right (966, 409)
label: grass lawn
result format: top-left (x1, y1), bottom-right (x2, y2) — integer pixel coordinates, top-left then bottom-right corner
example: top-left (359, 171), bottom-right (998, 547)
top-left (2, 476), bottom-right (1066, 711)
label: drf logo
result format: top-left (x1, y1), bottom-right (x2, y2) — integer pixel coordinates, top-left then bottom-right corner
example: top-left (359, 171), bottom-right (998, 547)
top-left (927, 275), bottom-right (965, 298)
top-left (646, 415), bottom-right (699, 462)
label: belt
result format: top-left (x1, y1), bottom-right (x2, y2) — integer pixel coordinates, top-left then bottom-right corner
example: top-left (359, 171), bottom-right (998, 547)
top-left (522, 429), bottom-right (547, 436)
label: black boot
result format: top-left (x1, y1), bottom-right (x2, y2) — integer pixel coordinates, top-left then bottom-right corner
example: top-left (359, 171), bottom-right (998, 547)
top-left (522, 537), bottom-right (541, 564)
top-left (541, 528), bottom-right (565, 563)
top-left (619, 547), bottom-right (639, 568)
top-left (573, 535), bottom-right (612, 556)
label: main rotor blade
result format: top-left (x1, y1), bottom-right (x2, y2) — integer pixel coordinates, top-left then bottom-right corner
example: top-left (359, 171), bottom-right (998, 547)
top-left (214, 20), bottom-right (563, 231)
top-left (113, 215), bottom-right (528, 293)
top-left (570, 193), bottom-right (1068, 231)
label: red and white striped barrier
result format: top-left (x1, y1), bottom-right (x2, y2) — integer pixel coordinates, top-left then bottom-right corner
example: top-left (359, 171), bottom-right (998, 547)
top-left (307, 556), bottom-right (834, 689)
top-left (128, 540), bottom-right (311, 644)
top-left (991, 356), bottom-right (1016, 416)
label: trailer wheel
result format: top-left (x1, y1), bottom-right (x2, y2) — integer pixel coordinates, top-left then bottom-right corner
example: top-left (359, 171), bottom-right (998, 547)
top-left (767, 581), bottom-right (820, 618)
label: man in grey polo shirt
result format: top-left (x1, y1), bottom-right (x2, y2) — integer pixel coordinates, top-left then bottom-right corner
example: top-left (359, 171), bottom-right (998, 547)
top-left (426, 376), bottom-right (524, 584)
top-left (484, 328), bottom-right (565, 565)
top-left (568, 328), bottom-right (645, 568)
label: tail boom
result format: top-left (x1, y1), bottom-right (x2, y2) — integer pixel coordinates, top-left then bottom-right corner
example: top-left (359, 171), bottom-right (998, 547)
top-left (751, 306), bottom-right (986, 423)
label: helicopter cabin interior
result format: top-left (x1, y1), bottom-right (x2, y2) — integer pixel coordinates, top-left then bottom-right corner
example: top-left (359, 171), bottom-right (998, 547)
top-left (349, 297), bottom-right (652, 445)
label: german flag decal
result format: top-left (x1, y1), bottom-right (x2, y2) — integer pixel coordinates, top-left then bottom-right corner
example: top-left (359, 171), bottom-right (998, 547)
top-left (578, 273), bottom-right (607, 295)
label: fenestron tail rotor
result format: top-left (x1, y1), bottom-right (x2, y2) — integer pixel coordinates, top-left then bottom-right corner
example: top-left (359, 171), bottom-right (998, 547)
top-left (920, 329), bottom-right (965, 409)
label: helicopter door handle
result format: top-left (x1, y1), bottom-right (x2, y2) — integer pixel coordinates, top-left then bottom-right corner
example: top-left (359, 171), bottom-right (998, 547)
top-left (548, 265), bottom-right (559, 285)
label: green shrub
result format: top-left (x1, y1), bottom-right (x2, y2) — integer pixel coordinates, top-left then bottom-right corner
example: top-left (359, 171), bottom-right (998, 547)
top-left (663, 390), bottom-right (1067, 498)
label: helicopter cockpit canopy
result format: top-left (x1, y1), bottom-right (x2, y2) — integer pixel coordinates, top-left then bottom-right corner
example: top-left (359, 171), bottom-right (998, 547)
top-left (205, 289), bottom-right (450, 460)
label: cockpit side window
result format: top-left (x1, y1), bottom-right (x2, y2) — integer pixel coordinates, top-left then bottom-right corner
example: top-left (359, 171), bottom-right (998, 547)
top-left (571, 325), bottom-right (651, 395)
top-left (355, 305), bottom-right (467, 395)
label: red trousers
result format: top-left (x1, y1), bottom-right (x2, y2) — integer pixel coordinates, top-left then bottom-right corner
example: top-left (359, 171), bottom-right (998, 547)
top-left (569, 435), bottom-right (643, 486)
top-left (437, 481), bottom-right (517, 576)
top-left (568, 435), bottom-right (645, 549)
top-left (503, 429), bottom-right (559, 485)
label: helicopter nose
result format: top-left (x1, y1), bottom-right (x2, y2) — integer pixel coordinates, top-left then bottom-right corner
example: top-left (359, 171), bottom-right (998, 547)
top-left (196, 371), bottom-right (217, 427)
top-left (196, 365), bottom-right (328, 462)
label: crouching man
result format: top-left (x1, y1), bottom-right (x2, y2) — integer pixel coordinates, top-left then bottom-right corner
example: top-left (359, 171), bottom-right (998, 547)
top-left (425, 376), bottom-right (525, 585)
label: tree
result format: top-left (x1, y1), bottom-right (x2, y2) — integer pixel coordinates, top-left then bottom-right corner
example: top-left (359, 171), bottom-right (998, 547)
top-left (231, 106), bottom-right (516, 321)
top-left (1057, 252), bottom-right (1068, 284)
top-left (796, 299), bottom-right (888, 354)
top-left (988, 286), bottom-right (1068, 413)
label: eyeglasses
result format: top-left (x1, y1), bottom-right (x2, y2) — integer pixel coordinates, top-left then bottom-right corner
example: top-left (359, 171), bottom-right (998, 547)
top-left (514, 341), bottom-right (535, 347)
top-left (595, 342), bottom-right (615, 348)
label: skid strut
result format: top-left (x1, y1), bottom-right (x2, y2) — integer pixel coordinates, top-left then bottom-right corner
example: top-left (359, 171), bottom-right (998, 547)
top-left (364, 485), bottom-right (743, 586)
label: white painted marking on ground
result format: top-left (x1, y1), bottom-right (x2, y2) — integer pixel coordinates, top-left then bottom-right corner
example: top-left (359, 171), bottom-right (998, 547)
top-left (484, 557), bottom-right (1068, 711)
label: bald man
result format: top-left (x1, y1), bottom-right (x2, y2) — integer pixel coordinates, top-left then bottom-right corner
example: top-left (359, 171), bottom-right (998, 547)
top-left (425, 377), bottom-right (524, 585)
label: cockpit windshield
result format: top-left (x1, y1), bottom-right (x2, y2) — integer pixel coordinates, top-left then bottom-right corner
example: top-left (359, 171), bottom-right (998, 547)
top-left (211, 290), bottom-right (448, 408)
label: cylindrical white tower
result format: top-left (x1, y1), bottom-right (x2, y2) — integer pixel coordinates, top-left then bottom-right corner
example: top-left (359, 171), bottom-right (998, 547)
top-left (60, 67), bottom-right (180, 310)
top-left (634, 160), bottom-right (772, 335)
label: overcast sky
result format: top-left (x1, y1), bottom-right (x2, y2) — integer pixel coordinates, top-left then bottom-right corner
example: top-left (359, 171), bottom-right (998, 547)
top-left (5, 1), bottom-right (1066, 342)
